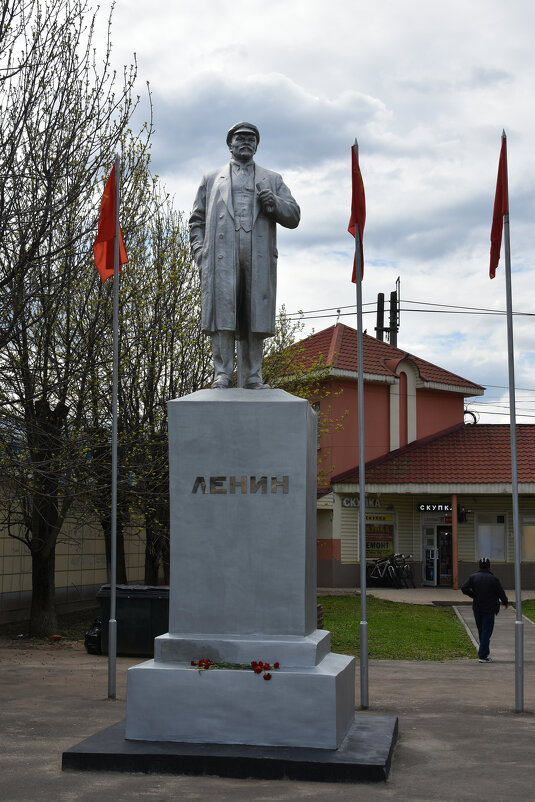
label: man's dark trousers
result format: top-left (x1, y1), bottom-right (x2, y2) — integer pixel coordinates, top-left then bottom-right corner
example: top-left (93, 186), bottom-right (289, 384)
top-left (474, 610), bottom-right (495, 659)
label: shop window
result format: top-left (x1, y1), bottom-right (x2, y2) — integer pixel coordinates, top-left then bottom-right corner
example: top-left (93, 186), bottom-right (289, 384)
top-left (477, 513), bottom-right (506, 561)
top-left (365, 515), bottom-right (395, 559)
top-left (522, 520), bottom-right (535, 561)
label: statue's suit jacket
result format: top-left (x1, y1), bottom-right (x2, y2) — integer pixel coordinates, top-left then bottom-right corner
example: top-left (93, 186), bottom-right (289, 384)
top-left (189, 162), bottom-right (300, 336)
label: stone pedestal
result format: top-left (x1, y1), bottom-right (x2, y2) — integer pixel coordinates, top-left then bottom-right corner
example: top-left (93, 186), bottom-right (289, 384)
top-left (126, 389), bottom-right (355, 749)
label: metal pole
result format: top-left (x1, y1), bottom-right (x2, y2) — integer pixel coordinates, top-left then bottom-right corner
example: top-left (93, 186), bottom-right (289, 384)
top-left (502, 155), bottom-right (523, 711)
top-left (451, 493), bottom-right (459, 590)
top-left (108, 154), bottom-right (120, 700)
top-left (353, 138), bottom-right (368, 710)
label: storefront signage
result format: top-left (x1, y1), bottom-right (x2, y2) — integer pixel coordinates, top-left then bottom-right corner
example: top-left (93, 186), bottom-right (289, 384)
top-left (342, 496), bottom-right (381, 508)
top-left (417, 502), bottom-right (452, 512)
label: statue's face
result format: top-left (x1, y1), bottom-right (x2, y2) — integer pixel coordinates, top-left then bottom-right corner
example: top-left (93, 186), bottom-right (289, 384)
top-left (229, 131), bottom-right (258, 163)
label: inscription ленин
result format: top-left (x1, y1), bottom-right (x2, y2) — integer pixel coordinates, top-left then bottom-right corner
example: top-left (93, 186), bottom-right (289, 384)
top-left (192, 475), bottom-right (289, 495)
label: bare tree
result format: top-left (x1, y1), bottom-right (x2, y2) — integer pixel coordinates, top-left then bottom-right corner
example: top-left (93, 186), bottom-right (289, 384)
top-left (0, 0), bottom-right (151, 635)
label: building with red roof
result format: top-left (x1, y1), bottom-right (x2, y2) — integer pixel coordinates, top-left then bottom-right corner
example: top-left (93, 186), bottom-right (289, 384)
top-left (293, 324), bottom-right (535, 589)
top-left (294, 323), bottom-right (483, 492)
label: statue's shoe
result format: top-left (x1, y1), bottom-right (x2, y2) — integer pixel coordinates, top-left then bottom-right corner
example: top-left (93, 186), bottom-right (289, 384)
top-left (244, 382), bottom-right (271, 390)
top-left (211, 377), bottom-right (232, 389)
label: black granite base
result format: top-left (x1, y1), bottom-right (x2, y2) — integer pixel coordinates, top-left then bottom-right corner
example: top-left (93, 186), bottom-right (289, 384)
top-left (62, 715), bottom-right (398, 783)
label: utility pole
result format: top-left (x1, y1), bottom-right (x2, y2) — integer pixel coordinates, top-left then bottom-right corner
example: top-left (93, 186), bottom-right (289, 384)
top-left (375, 278), bottom-right (400, 345)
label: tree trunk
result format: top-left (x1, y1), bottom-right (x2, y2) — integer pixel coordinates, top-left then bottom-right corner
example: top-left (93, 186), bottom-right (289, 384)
top-left (144, 503), bottom-right (169, 585)
top-left (162, 537), bottom-right (170, 585)
top-left (144, 515), bottom-right (162, 585)
top-left (101, 510), bottom-right (128, 585)
top-left (29, 544), bottom-right (58, 637)
top-left (26, 400), bottom-right (68, 637)
top-left (144, 532), bottom-right (159, 585)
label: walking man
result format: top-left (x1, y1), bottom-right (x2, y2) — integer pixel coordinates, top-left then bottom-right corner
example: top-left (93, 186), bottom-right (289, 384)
top-left (189, 122), bottom-right (300, 389)
top-left (461, 558), bottom-right (509, 663)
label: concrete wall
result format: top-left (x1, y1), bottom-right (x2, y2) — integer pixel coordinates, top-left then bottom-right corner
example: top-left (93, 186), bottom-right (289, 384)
top-left (0, 514), bottom-right (146, 624)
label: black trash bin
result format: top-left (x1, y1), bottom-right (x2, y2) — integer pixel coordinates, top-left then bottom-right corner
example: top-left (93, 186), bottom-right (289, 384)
top-left (96, 584), bottom-right (169, 656)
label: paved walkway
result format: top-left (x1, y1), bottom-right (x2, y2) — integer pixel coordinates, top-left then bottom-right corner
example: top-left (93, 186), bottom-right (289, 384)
top-left (454, 603), bottom-right (535, 662)
top-left (319, 586), bottom-right (535, 605)
top-left (1, 597), bottom-right (534, 801)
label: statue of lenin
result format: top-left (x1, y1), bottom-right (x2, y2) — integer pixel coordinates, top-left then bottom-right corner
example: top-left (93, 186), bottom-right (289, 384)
top-left (189, 122), bottom-right (300, 389)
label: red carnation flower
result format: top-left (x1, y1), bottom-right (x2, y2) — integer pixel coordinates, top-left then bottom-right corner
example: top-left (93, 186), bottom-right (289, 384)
top-left (251, 661), bottom-right (258, 669)
top-left (191, 660), bottom-right (196, 666)
top-left (274, 662), bottom-right (280, 669)
top-left (254, 666), bottom-right (263, 674)
top-left (264, 663), bottom-right (270, 670)
top-left (263, 672), bottom-right (272, 680)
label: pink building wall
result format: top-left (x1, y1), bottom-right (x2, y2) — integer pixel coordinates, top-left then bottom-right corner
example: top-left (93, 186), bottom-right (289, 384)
top-left (316, 379), bottom-right (390, 486)
top-left (316, 379), bottom-right (467, 487)
top-left (416, 389), bottom-right (465, 439)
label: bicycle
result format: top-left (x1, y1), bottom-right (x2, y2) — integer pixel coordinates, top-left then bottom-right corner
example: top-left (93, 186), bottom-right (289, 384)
top-left (366, 554), bottom-right (401, 587)
top-left (366, 553), bottom-right (416, 588)
top-left (392, 553), bottom-right (416, 588)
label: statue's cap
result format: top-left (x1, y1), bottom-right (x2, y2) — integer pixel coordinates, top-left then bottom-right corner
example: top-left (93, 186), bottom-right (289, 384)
top-left (226, 122), bottom-right (260, 146)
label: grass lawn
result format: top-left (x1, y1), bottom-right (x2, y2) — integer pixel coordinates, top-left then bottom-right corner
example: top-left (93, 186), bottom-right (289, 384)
top-left (4, 601), bottom-right (476, 662)
top-left (319, 595), bottom-right (475, 661)
top-left (522, 600), bottom-right (535, 623)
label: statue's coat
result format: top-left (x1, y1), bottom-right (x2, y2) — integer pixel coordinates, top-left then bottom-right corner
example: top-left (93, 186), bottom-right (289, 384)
top-left (189, 163), bottom-right (300, 337)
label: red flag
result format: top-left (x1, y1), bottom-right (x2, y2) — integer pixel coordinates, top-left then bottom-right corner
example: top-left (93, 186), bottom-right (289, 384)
top-left (348, 144), bottom-right (366, 282)
top-left (93, 165), bottom-right (128, 283)
top-left (489, 134), bottom-right (508, 279)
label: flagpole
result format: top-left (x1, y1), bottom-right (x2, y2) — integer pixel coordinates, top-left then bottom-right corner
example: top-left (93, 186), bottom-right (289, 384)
top-left (353, 138), bottom-right (369, 710)
top-left (501, 133), bottom-right (523, 713)
top-left (108, 154), bottom-right (120, 700)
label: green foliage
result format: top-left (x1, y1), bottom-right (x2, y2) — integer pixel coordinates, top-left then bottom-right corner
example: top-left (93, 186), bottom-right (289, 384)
top-left (263, 309), bottom-right (327, 397)
top-left (319, 595), bottom-right (475, 660)
top-left (521, 600), bottom-right (535, 623)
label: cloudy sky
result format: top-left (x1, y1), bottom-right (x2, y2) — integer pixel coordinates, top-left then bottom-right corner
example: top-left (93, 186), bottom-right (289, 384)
top-left (105, 0), bottom-right (534, 424)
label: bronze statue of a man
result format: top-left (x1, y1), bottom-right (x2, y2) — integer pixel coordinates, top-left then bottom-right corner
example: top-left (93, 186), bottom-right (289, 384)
top-left (189, 122), bottom-right (300, 389)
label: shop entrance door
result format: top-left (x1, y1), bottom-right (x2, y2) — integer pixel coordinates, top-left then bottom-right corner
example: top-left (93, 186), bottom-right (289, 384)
top-left (437, 526), bottom-right (453, 587)
top-left (422, 527), bottom-right (437, 586)
top-left (422, 525), bottom-right (453, 586)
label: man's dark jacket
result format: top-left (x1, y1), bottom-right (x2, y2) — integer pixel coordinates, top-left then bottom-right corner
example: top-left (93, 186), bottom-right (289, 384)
top-left (461, 568), bottom-right (508, 614)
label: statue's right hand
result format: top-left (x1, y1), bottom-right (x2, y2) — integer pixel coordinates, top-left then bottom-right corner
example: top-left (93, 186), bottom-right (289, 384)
top-left (258, 188), bottom-right (276, 214)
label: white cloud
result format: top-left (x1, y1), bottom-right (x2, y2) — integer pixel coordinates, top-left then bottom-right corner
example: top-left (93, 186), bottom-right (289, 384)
top-left (102, 0), bottom-right (535, 423)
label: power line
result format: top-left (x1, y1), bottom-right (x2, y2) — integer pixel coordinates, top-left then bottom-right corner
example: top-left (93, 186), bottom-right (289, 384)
top-left (467, 408), bottom-right (535, 420)
top-left (279, 298), bottom-right (535, 419)
top-left (402, 298), bottom-right (535, 317)
top-left (282, 299), bottom-right (535, 321)
top-left (485, 384), bottom-right (535, 393)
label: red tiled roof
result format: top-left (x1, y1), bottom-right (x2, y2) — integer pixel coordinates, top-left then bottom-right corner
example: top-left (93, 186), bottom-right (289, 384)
top-left (332, 424), bottom-right (535, 485)
top-left (294, 323), bottom-right (483, 393)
